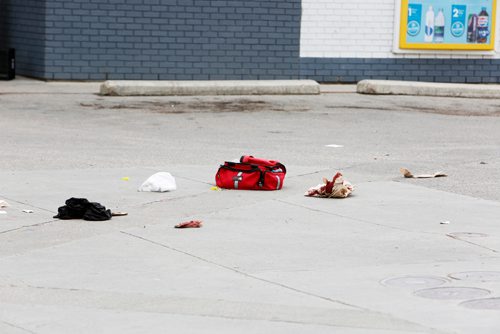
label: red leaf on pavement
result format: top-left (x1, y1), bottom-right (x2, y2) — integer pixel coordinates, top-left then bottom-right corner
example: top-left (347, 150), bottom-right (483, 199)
top-left (175, 220), bottom-right (203, 229)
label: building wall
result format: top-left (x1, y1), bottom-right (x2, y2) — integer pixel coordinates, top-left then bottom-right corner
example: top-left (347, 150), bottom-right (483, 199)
top-left (5, 0), bottom-right (500, 83)
top-left (300, 0), bottom-right (499, 59)
top-left (299, 0), bottom-right (500, 83)
top-left (301, 0), bottom-right (396, 58)
top-left (1, 0), bottom-right (46, 78)
top-left (43, 0), bottom-right (301, 80)
top-left (299, 57), bottom-right (500, 83)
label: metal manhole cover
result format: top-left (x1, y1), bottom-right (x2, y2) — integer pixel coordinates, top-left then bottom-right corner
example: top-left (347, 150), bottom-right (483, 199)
top-left (447, 232), bottom-right (488, 238)
top-left (460, 298), bottom-right (500, 310)
top-left (381, 276), bottom-right (448, 288)
top-left (414, 287), bottom-right (491, 300)
top-left (449, 271), bottom-right (500, 282)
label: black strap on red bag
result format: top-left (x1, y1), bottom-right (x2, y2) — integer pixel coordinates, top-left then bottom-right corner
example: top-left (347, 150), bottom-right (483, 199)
top-left (216, 155), bottom-right (286, 190)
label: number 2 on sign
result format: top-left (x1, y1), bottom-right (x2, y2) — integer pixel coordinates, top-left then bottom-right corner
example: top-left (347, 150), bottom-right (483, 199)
top-left (453, 8), bottom-right (459, 17)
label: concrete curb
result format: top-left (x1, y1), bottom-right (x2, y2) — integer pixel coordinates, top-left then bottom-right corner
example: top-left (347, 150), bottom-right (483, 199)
top-left (100, 80), bottom-right (320, 96)
top-left (357, 79), bottom-right (500, 98)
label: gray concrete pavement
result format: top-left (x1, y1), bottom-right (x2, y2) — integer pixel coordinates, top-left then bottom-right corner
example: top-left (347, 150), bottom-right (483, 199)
top-left (0, 78), bottom-right (500, 333)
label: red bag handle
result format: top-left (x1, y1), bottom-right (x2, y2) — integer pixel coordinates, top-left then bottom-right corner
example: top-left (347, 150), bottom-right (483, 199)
top-left (240, 155), bottom-right (280, 167)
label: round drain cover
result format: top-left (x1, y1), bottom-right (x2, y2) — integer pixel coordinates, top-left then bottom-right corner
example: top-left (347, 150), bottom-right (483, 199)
top-left (449, 271), bottom-right (500, 282)
top-left (381, 275), bottom-right (448, 288)
top-left (461, 298), bottom-right (500, 310)
top-left (414, 287), bottom-right (490, 300)
top-left (447, 232), bottom-right (488, 238)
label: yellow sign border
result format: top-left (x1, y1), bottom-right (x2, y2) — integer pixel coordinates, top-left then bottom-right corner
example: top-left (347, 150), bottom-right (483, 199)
top-left (399, 0), bottom-right (497, 50)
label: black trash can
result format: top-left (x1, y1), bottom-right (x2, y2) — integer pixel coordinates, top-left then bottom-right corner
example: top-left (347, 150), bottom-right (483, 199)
top-left (0, 48), bottom-right (15, 80)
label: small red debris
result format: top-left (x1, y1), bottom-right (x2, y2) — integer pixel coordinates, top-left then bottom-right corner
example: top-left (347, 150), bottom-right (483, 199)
top-left (175, 220), bottom-right (203, 229)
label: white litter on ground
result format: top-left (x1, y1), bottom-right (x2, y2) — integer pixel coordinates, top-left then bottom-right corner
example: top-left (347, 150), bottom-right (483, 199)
top-left (400, 168), bottom-right (447, 178)
top-left (138, 172), bottom-right (177, 192)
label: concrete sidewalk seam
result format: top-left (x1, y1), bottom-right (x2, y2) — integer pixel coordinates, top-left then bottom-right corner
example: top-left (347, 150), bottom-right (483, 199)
top-left (446, 234), bottom-right (499, 254)
top-left (0, 320), bottom-right (36, 334)
top-left (0, 220), bottom-right (58, 236)
top-left (275, 199), bottom-right (420, 234)
top-left (120, 231), bottom-right (365, 310)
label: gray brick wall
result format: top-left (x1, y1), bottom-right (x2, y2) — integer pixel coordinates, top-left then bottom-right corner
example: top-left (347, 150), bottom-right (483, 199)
top-left (4, 0), bottom-right (500, 83)
top-left (1, 0), bottom-right (46, 78)
top-left (299, 58), bottom-right (500, 83)
top-left (42, 0), bottom-right (301, 80)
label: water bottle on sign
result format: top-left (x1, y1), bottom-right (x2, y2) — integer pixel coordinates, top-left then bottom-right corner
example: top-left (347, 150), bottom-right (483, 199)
top-left (424, 6), bottom-right (435, 42)
top-left (434, 9), bottom-right (445, 42)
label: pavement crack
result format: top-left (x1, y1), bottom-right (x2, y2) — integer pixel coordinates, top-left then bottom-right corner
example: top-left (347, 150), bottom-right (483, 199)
top-left (119, 231), bottom-right (446, 333)
top-left (0, 220), bottom-right (58, 235)
top-left (1, 283), bottom-right (440, 333)
top-left (275, 199), bottom-right (420, 234)
top-left (446, 234), bottom-right (499, 253)
top-left (277, 200), bottom-right (499, 255)
top-left (287, 168), bottom-right (332, 178)
top-left (4, 283), bottom-right (83, 293)
top-left (0, 196), bottom-right (56, 214)
top-left (1, 320), bottom-right (37, 334)
top-left (135, 192), bottom-right (207, 208)
top-left (119, 230), bottom-right (365, 311)
top-left (175, 175), bottom-right (214, 185)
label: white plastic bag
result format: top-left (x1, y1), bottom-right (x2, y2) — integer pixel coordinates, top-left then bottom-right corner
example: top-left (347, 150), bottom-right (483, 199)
top-left (138, 172), bottom-right (177, 192)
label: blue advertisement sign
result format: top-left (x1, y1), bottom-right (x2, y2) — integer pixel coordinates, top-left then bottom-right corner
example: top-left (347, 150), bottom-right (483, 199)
top-left (407, 4), bottom-right (423, 36)
top-left (400, 0), bottom-right (496, 50)
top-left (451, 5), bottom-right (466, 37)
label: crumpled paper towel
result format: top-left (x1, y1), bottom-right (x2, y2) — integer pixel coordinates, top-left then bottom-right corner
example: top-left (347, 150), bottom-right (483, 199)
top-left (305, 172), bottom-right (353, 198)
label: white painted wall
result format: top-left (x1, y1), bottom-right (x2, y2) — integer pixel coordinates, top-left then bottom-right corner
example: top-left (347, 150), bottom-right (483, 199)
top-left (300, 0), bottom-right (499, 58)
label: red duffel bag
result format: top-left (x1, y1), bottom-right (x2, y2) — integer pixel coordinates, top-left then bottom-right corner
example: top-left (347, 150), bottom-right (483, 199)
top-left (215, 155), bottom-right (286, 190)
